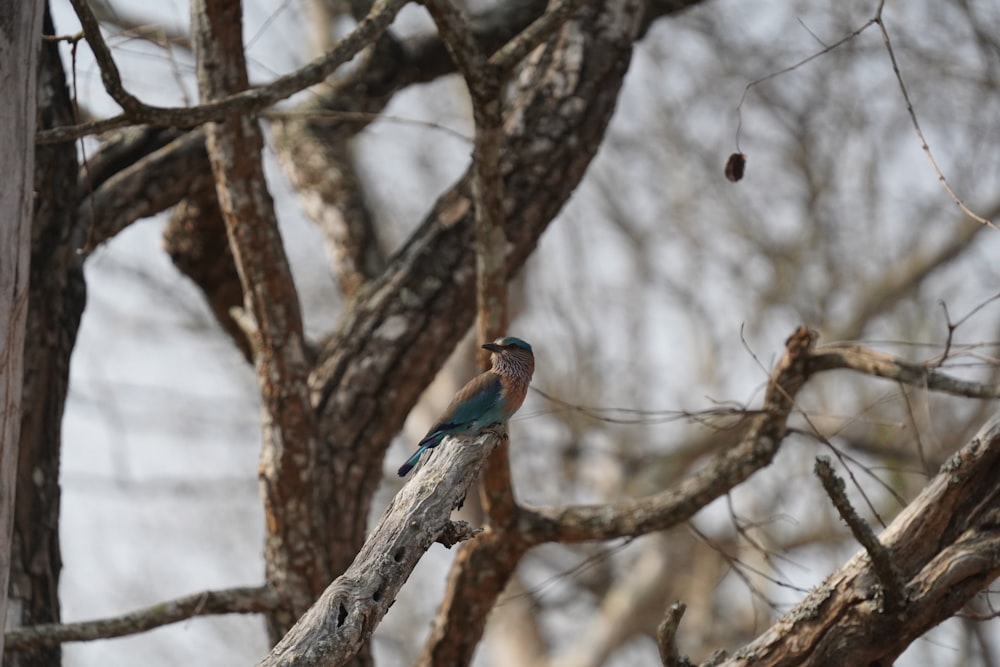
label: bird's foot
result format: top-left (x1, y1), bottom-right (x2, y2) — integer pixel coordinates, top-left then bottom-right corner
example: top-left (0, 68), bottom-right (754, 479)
top-left (482, 424), bottom-right (508, 440)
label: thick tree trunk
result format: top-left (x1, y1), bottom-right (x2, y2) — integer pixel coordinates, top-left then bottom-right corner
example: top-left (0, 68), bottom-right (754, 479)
top-left (5, 5), bottom-right (85, 667)
top-left (0, 0), bottom-right (44, 659)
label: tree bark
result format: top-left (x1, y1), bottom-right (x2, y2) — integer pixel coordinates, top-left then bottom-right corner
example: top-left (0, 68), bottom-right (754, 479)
top-left (715, 415), bottom-right (1000, 666)
top-left (191, 0), bottom-right (328, 644)
top-left (0, 0), bottom-right (44, 659)
top-left (258, 433), bottom-right (500, 667)
top-left (5, 6), bottom-right (85, 667)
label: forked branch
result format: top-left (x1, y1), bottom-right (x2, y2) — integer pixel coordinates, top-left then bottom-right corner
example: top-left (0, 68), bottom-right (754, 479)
top-left (715, 416), bottom-right (1000, 666)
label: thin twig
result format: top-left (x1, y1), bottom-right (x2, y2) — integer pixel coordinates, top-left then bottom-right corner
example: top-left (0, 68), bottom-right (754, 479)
top-left (262, 109), bottom-right (472, 143)
top-left (41, 30), bottom-right (84, 44)
top-left (734, 1), bottom-right (997, 231)
top-left (899, 383), bottom-right (933, 477)
top-left (735, 9), bottom-right (881, 151)
top-left (814, 456), bottom-right (906, 612)
top-left (934, 292), bottom-right (1000, 368)
top-left (689, 524), bottom-right (787, 612)
top-left (873, 4), bottom-right (998, 231)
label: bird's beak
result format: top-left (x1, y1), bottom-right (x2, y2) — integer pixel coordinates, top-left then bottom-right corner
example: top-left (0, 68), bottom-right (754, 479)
top-left (481, 342), bottom-right (502, 353)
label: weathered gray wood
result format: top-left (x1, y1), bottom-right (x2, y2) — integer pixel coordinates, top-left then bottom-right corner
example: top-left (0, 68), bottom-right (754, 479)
top-left (7, 9), bottom-right (85, 666)
top-left (716, 414), bottom-right (1000, 666)
top-left (258, 433), bottom-right (499, 667)
top-left (0, 0), bottom-right (44, 657)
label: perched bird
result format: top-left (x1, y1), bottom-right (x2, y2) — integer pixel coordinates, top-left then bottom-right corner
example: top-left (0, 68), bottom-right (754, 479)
top-left (397, 337), bottom-right (535, 477)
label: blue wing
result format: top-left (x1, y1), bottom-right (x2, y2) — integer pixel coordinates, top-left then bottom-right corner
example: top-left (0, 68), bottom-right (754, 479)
top-left (397, 373), bottom-right (504, 477)
top-left (423, 373), bottom-right (504, 442)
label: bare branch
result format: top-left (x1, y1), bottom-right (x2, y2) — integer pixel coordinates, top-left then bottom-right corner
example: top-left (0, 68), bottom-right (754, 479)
top-left (162, 167), bottom-right (251, 361)
top-left (4, 586), bottom-right (279, 651)
top-left (415, 533), bottom-right (529, 667)
top-left (521, 327), bottom-right (819, 543)
top-left (257, 433), bottom-right (502, 667)
top-left (657, 602), bottom-right (689, 667)
top-left (814, 456), bottom-right (906, 612)
top-left (808, 344), bottom-right (1000, 399)
top-left (873, 4), bottom-right (998, 231)
top-left (78, 129), bottom-right (208, 254)
top-left (67, 0), bottom-right (144, 114)
top-left (269, 41), bottom-right (397, 298)
top-left (515, 331), bottom-right (1000, 547)
top-left (735, 10), bottom-right (881, 151)
top-left (37, 0), bottom-right (409, 144)
top-left (716, 415), bottom-right (1000, 665)
top-left (734, 0), bottom-right (997, 229)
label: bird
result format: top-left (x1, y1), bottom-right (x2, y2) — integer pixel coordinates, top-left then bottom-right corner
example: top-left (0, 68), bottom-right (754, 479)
top-left (397, 336), bottom-right (535, 477)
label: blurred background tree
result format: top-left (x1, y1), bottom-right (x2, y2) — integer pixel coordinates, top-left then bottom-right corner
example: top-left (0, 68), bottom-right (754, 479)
top-left (4, 0), bottom-right (1000, 666)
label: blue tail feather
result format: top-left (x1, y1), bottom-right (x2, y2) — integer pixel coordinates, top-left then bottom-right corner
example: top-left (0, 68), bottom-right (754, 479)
top-left (398, 432), bottom-right (449, 477)
top-left (397, 443), bottom-right (430, 477)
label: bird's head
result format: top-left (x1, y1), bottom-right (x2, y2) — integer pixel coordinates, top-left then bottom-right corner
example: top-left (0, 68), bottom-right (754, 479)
top-left (482, 337), bottom-right (534, 379)
top-left (482, 337), bottom-right (533, 354)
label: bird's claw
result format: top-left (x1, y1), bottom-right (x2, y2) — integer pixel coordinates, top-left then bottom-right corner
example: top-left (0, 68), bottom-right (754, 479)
top-left (482, 425), bottom-right (508, 440)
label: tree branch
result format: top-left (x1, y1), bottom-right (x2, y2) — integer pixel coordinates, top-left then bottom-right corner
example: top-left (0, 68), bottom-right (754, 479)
top-left (520, 326), bottom-right (818, 543)
top-left (715, 415), bottom-right (1000, 665)
top-left (657, 602), bottom-right (689, 667)
top-left (415, 532), bottom-right (529, 667)
top-left (506, 332), bottom-right (1000, 547)
top-left (38, 0), bottom-right (409, 144)
top-left (67, 0), bottom-right (144, 114)
top-left (66, 0), bottom-right (677, 271)
top-left (41, 0), bottom-right (700, 145)
top-left (814, 456), bottom-right (906, 612)
top-left (191, 0), bottom-right (322, 639)
top-left (808, 344), bottom-right (1000, 399)
top-left (77, 129), bottom-right (208, 254)
top-left (269, 40), bottom-right (397, 297)
top-left (257, 433), bottom-right (502, 666)
top-left (3, 586), bottom-right (280, 651)
top-left (162, 167), bottom-right (251, 361)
